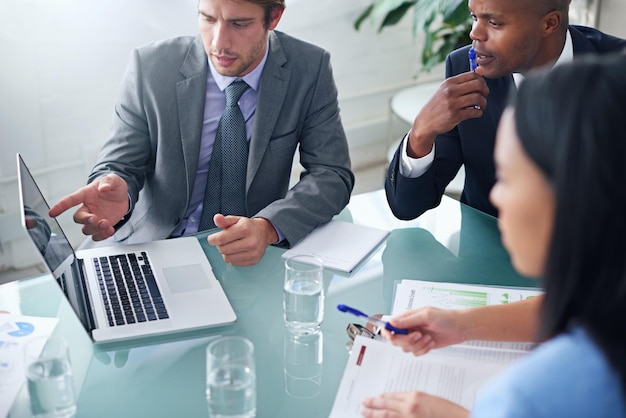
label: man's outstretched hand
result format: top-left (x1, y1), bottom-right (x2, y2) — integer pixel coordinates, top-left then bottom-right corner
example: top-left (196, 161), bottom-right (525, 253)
top-left (49, 174), bottom-right (129, 241)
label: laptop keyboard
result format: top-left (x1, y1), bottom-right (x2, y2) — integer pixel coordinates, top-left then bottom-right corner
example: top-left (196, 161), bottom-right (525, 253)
top-left (93, 252), bottom-right (169, 327)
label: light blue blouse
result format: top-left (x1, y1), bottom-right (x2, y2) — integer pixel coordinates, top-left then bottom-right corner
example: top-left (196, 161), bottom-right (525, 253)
top-left (472, 327), bottom-right (625, 418)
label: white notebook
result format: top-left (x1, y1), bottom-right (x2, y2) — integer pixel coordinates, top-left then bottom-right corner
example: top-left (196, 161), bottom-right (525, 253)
top-left (282, 220), bottom-right (389, 273)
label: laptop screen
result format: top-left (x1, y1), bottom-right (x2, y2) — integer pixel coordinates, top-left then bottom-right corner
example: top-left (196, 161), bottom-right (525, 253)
top-left (17, 154), bottom-right (94, 333)
top-left (16, 155), bottom-right (75, 276)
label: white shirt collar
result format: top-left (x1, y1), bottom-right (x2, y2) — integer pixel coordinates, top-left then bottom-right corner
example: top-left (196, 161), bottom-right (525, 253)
top-left (512, 28), bottom-right (573, 87)
top-left (208, 39), bottom-right (269, 92)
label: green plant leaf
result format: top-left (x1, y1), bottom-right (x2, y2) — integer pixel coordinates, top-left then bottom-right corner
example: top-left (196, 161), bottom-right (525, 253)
top-left (353, 0), bottom-right (474, 75)
top-left (380, 2), bottom-right (416, 31)
top-left (421, 29), bottom-right (467, 72)
top-left (354, 4), bottom-right (375, 31)
top-left (414, 0), bottom-right (459, 32)
top-left (371, 0), bottom-right (416, 22)
top-left (422, 29), bottom-right (435, 59)
top-left (442, 0), bottom-right (466, 18)
top-left (443, 0), bottom-right (472, 27)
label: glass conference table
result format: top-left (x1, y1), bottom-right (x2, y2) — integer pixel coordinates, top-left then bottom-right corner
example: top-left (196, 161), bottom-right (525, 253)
top-left (4, 190), bottom-right (536, 417)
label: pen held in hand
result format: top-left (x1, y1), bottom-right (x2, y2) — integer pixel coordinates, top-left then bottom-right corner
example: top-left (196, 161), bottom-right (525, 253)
top-left (468, 47), bottom-right (481, 110)
top-left (469, 47), bottom-right (478, 72)
top-left (337, 304), bottom-right (408, 335)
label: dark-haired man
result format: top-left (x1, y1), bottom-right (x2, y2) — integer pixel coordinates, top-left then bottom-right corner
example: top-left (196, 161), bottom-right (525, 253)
top-left (50, 0), bottom-right (354, 266)
top-left (386, 0), bottom-right (625, 219)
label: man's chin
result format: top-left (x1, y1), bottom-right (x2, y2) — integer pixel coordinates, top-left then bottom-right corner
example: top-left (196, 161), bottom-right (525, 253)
top-left (210, 59), bottom-right (241, 77)
top-left (479, 68), bottom-right (504, 80)
top-left (213, 66), bottom-right (239, 77)
top-left (479, 64), bottom-right (514, 80)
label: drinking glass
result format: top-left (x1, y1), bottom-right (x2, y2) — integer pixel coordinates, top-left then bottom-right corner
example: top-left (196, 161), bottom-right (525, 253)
top-left (283, 328), bottom-right (323, 398)
top-left (24, 336), bottom-right (76, 418)
top-left (206, 336), bottom-right (256, 418)
top-left (283, 255), bottom-right (324, 334)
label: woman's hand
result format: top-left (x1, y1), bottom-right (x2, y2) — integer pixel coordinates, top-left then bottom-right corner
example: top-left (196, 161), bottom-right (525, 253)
top-left (361, 391), bottom-right (469, 418)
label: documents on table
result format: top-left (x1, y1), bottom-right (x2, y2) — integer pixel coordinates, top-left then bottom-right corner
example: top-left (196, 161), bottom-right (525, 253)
top-left (330, 280), bottom-right (544, 417)
top-left (281, 220), bottom-right (389, 273)
top-left (0, 314), bottom-right (59, 418)
top-left (329, 335), bottom-right (526, 418)
top-left (392, 279), bottom-right (542, 314)
top-left (392, 279), bottom-right (543, 352)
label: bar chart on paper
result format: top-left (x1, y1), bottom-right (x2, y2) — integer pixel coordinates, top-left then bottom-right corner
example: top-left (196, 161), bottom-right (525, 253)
top-left (429, 287), bottom-right (489, 308)
top-left (392, 280), bottom-right (542, 314)
top-left (331, 281), bottom-right (544, 418)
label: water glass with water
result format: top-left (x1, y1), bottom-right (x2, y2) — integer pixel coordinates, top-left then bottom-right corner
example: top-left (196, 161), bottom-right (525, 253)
top-left (24, 336), bottom-right (77, 418)
top-left (283, 328), bottom-right (323, 398)
top-left (283, 255), bottom-right (324, 334)
top-left (206, 336), bottom-right (256, 418)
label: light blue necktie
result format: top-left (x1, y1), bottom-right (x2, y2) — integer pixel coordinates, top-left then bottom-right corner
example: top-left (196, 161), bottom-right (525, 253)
top-left (199, 80), bottom-right (250, 230)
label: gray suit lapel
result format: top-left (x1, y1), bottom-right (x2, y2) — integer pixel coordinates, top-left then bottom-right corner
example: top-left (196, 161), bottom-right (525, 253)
top-left (177, 36), bottom-right (208, 203)
top-left (248, 31), bottom-right (291, 187)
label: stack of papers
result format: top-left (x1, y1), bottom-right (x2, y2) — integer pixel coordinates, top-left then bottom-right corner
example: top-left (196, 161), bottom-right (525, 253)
top-left (330, 280), bottom-right (543, 417)
top-left (282, 220), bottom-right (389, 273)
top-left (329, 335), bottom-right (526, 417)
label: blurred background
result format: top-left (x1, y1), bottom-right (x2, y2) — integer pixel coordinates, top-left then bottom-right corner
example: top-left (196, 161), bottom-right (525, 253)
top-left (1, 0), bottom-right (623, 281)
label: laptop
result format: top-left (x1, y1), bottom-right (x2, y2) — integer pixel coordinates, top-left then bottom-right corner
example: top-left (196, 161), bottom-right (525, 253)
top-left (16, 153), bottom-right (236, 343)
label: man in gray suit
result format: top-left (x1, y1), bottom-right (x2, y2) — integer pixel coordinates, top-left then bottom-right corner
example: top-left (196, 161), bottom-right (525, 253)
top-left (49, 0), bottom-right (354, 266)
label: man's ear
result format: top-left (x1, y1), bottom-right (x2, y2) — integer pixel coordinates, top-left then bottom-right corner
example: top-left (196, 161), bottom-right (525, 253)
top-left (542, 10), bottom-right (562, 37)
top-left (267, 7), bottom-right (284, 31)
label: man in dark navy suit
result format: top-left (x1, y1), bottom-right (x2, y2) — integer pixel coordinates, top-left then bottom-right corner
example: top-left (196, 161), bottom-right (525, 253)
top-left (386, 0), bottom-right (626, 219)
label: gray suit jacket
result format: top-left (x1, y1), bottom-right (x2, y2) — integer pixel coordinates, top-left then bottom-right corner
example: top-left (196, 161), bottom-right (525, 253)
top-left (90, 31), bottom-right (354, 246)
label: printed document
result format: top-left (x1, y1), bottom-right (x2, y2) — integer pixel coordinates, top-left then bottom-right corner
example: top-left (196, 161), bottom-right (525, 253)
top-left (392, 280), bottom-right (542, 352)
top-left (329, 335), bottom-right (524, 418)
top-left (282, 220), bottom-right (389, 273)
top-left (392, 279), bottom-right (542, 314)
top-left (330, 281), bottom-right (544, 417)
top-left (0, 314), bottom-right (58, 417)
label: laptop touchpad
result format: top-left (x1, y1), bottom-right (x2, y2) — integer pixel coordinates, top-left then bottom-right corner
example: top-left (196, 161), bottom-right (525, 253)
top-left (162, 264), bottom-right (212, 293)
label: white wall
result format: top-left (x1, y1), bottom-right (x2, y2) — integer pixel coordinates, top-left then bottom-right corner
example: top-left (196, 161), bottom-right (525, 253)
top-left (2, 0), bottom-right (624, 274)
top-left (0, 0), bottom-right (423, 272)
top-left (0, 0), bottom-right (201, 270)
top-left (597, 0), bottom-right (626, 38)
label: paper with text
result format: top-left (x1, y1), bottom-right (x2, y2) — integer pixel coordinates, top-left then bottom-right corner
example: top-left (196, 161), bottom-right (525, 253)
top-left (0, 314), bottom-right (59, 418)
top-left (330, 281), bottom-right (544, 416)
top-left (392, 280), bottom-right (543, 352)
top-left (329, 336), bottom-right (520, 418)
top-left (282, 220), bottom-right (389, 273)
top-left (393, 280), bottom-right (542, 314)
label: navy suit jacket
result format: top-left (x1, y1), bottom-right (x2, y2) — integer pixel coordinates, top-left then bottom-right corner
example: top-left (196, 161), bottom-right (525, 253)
top-left (386, 26), bottom-right (626, 219)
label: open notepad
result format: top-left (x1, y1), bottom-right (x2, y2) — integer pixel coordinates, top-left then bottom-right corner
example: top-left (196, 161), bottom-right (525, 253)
top-left (330, 281), bottom-right (543, 417)
top-left (281, 220), bottom-right (389, 273)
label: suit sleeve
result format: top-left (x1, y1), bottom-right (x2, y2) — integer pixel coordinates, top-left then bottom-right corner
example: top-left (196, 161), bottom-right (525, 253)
top-left (254, 50), bottom-right (354, 246)
top-left (88, 47), bottom-right (154, 215)
top-left (385, 54), bottom-right (464, 220)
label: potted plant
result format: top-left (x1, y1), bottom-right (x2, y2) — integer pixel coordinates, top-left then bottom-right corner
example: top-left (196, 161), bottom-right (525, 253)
top-left (354, 0), bottom-right (473, 74)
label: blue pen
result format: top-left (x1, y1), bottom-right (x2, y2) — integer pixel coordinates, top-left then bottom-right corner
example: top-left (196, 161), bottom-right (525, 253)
top-left (337, 304), bottom-right (408, 335)
top-left (469, 47), bottom-right (478, 71)
top-left (468, 47), bottom-right (481, 109)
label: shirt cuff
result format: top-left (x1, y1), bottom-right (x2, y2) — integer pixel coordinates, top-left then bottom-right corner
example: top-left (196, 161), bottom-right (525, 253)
top-left (273, 223), bottom-right (286, 245)
top-left (399, 132), bottom-right (435, 178)
top-left (253, 217), bottom-right (285, 245)
top-left (125, 193), bottom-right (132, 216)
